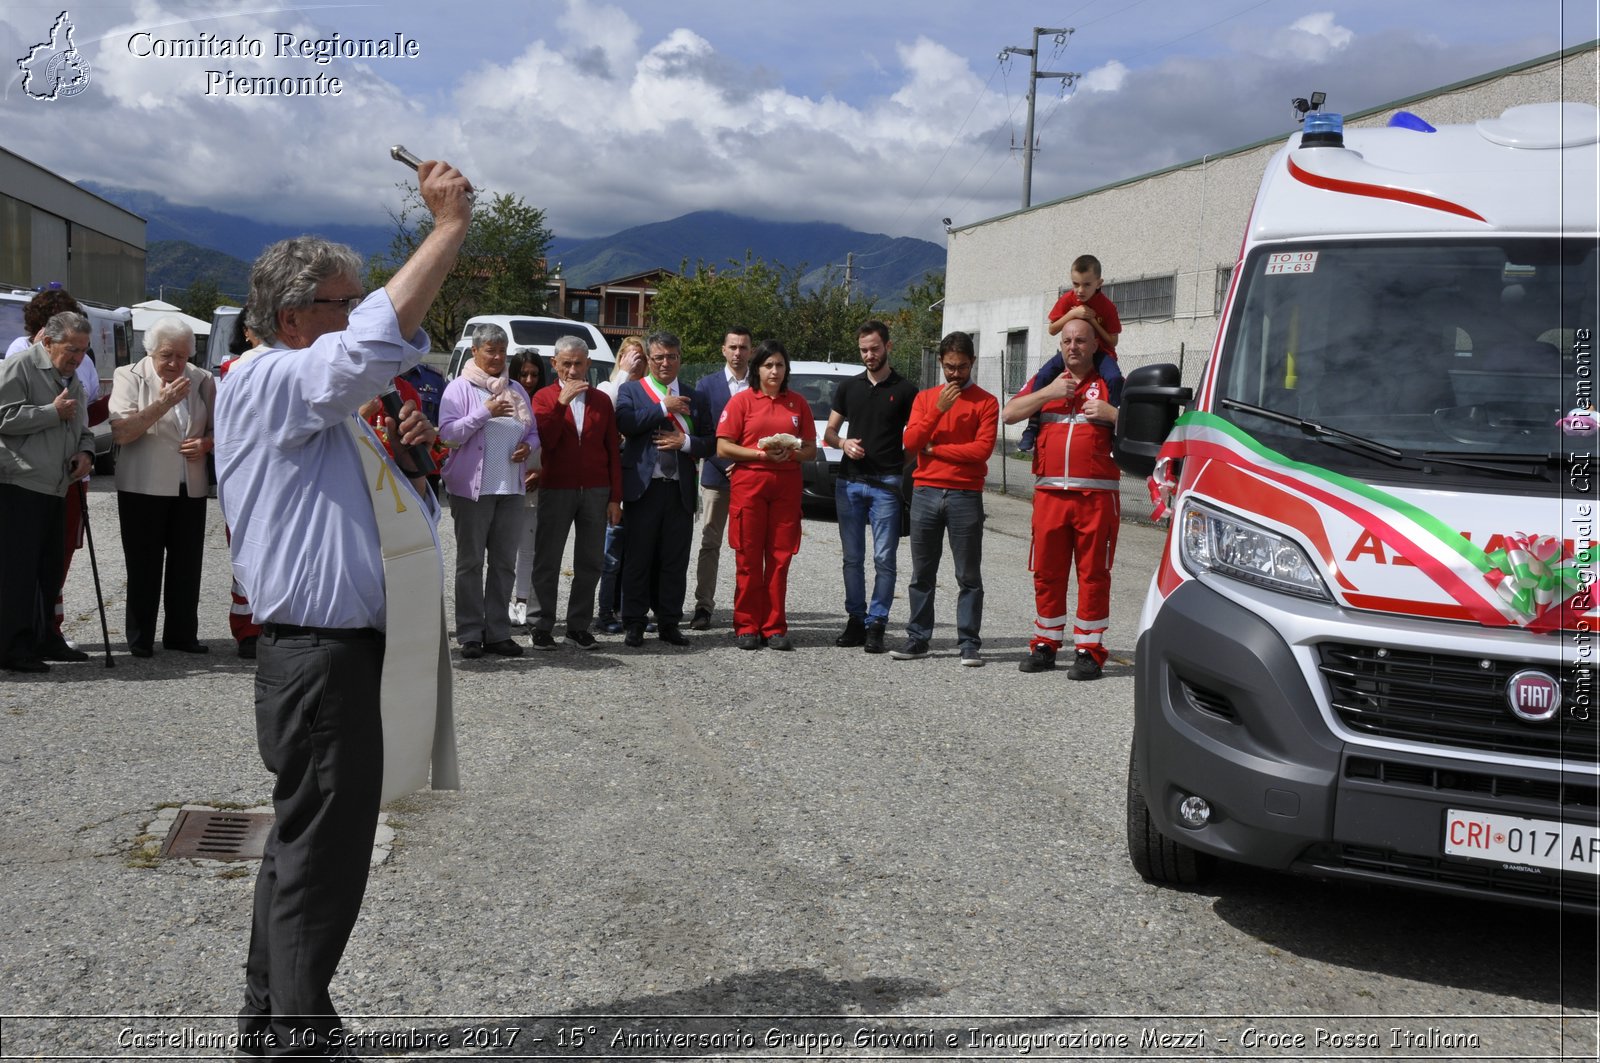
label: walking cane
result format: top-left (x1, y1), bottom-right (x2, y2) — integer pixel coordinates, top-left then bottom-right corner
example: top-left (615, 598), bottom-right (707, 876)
top-left (76, 480), bottom-right (114, 668)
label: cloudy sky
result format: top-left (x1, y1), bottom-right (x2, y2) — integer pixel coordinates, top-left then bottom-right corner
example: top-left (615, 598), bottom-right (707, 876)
top-left (1, 1), bottom-right (1593, 244)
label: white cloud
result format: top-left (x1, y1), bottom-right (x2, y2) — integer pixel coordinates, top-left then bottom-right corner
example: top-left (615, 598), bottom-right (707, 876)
top-left (1081, 60), bottom-right (1128, 94)
top-left (0, 2), bottom-right (1559, 247)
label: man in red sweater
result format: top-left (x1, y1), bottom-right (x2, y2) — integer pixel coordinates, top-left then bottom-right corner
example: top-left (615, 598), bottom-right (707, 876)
top-left (890, 331), bottom-right (998, 667)
top-left (529, 338), bottom-right (623, 649)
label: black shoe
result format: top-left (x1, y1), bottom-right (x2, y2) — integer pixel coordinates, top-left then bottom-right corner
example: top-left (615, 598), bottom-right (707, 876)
top-left (658, 623), bottom-right (689, 646)
top-left (39, 641), bottom-right (89, 662)
top-left (164, 641), bottom-right (210, 654)
top-left (863, 623), bottom-right (887, 654)
top-left (598, 616), bottom-right (624, 635)
top-left (689, 607), bottom-right (712, 631)
top-left (2, 656), bottom-right (49, 673)
top-left (483, 638), bottom-right (524, 657)
top-left (623, 624), bottom-right (646, 648)
top-left (1067, 650), bottom-right (1103, 681)
top-left (460, 641), bottom-right (483, 659)
top-left (129, 644), bottom-right (153, 659)
top-left (767, 634), bottom-right (795, 652)
top-left (237, 636), bottom-right (258, 660)
top-left (529, 629), bottom-right (558, 651)
top-left (889, 638), bottom-right (929, 660)
top-left (1018, 644), bottom-right (1057, 673)
top-left (835, 616), bottom-right (866, 647)
top-left (736, 633), bottom-right (763, 651)
top-left (565, 628), bottom-right (597, 650)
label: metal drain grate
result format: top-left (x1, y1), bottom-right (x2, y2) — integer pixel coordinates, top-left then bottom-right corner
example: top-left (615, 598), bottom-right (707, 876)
top-left (159, 809), bottom-right (273, 861)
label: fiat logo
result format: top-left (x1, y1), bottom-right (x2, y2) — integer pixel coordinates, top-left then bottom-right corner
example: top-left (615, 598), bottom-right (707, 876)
top-left (1506, 670), bottom-right (1562, 723)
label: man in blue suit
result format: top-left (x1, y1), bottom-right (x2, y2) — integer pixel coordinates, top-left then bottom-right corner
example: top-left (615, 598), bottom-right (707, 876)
top-left (615, 331), bottom-right (715, 647)
top-left (690, 326), bottom-right (752, 629)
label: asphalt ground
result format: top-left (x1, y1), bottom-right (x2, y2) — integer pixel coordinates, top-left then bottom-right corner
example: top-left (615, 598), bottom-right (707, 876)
top-left (1, 480), bottom-right (1595, 1060)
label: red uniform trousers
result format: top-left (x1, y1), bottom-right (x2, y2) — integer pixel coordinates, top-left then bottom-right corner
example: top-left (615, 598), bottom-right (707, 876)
top-left (728, 470), bottom-right (802, 638)
top-left (53, 484), bottom-right (85, 636)
top-left (223, 525), bottom-right (262, 643)
top-left (1028, 488), bottom-right (1118, 664)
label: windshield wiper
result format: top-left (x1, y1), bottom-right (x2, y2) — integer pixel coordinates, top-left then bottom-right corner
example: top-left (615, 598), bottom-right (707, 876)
top-left (1218, 398), bottom-right (1406, 460)
top-left (1218, 398), bottom-right (1548, 479)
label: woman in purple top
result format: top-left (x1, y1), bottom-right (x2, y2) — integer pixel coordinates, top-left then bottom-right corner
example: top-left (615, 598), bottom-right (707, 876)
top-left (438, 323), bottom-right (539, 658)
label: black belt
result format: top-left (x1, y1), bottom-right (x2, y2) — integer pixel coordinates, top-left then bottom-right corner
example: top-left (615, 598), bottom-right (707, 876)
top-left (263, 623), bottom-right (384, 641)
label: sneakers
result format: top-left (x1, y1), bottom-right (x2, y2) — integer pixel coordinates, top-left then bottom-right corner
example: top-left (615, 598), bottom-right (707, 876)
top-left (460, 641), bottom-right (484, 659)
top-left (767, 634), bottom-right (794, 651)
top-left (863, 623), bottom-right (887, 654)
top-left (565, 628), bottom-right (597, 650)
top-left (959, 645), bottom-right (984, 668)
top-left (484, 638), bottom-right (524, 657)
top-left (1068, 649), bottom-right (1104, 681)
top-left (890, 638), bottom-right (929, 660)
top-left (508, 599), bottom-right (528, 626)
top-left (529, 629), bottom-right (558, 651)
top-left (689, 607), bottom-right (712, 631)
top-left (835, 616), bottom-right (866, 648)
top-left (736, 633), bottom-right (763, 651)
top-left (1018, 644), bottom-right (1057, 673)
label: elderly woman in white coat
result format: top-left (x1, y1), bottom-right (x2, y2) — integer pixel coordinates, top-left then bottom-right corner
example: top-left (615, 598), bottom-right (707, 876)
top-left (109, 315), bottom-right (215, 657)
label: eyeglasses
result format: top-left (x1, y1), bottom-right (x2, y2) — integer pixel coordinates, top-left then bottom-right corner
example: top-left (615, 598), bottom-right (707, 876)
top-left (311, 295), bottom-right (363, 313)
top-left (648, 351), bottom-right (682, 363)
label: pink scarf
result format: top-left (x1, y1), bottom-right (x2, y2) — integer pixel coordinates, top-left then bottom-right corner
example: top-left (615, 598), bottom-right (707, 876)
top-left (461, 358), bottom-right (531, 427)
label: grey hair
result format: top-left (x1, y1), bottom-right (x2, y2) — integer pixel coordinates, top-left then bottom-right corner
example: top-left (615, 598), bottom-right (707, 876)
top-left (646, 330), bottom-right (681, 352)
top-left (553, 335), bottom-right (588, 357)
top-left (42, 312), bottom-right (90, 341)
top-left (144, 315), bottom-right (195, 355)
top-left (245, 236), bottom-right (364, 344)
top-left (471, 323), bottom-right (508, 348)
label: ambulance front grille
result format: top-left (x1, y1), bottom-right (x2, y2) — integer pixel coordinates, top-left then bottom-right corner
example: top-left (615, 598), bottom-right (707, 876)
top-left (1318, 643), bottom-right (1598, 763)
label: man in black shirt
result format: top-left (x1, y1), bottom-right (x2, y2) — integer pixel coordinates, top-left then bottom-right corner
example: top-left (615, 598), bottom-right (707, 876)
top-left (823, 320), bottom-right (917, 653)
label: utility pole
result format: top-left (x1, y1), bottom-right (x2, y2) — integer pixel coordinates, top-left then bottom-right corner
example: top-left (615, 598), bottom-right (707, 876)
top-left (844, 251), bottom-right (854, 304)
top-left (1000, 26), bottom-right (1078, 210)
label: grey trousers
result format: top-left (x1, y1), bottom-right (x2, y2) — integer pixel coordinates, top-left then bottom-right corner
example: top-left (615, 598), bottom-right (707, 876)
top-left (450, 491), bottom-right (523, 644)
top-left (693, 484), bottom-right (731, 613)
top-left (531, 486), bottom-right (611, 634)
top-left (905, 485), bottom-right (985, 649)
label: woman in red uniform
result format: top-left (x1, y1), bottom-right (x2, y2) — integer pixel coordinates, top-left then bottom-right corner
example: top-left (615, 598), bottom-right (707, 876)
top-left (715, 339), bottom-right (816, 650)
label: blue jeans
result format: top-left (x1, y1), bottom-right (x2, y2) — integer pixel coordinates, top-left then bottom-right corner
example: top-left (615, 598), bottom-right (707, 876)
top-left (596, 521), bottom-right (624, 621)
top-left (836, 475), bottom-right (903, 626)
top-left (906, 486), bottom-right (985, 649)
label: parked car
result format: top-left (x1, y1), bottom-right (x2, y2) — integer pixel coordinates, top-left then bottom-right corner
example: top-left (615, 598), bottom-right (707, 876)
top-left (448, 316), bottom-right (615, 386)
top-left (787, 360), bottom-right (912, 525)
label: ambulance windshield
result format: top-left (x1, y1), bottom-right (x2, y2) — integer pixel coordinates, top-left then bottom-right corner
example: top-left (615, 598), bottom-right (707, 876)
top-left (1215, 238), bottom-right (1596, 482)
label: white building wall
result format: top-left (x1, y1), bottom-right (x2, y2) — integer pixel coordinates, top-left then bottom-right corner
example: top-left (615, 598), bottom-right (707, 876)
top-left (946, 43), bottom-right (1599, 412)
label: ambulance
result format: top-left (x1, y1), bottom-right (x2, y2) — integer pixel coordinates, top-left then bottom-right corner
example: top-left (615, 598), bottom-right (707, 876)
top-left (1113, 101), bottom-right (1599, 910)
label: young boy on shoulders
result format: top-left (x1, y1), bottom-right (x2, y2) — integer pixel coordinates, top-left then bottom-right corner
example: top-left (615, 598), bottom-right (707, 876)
top-left (1021, 254), bottom-right (1123, 452)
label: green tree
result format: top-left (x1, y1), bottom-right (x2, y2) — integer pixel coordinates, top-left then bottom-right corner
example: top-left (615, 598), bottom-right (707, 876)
top-left (367, 186), bottom-right (553, 352)
top-left (886, 271), bottom-right (945, 385)
top-left (651, 255), bottom-right (879, 364)
top-left (179, 278), bottom-right (223, 322)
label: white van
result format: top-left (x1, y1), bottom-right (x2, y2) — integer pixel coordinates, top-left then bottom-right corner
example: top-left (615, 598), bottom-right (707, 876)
top-left (449, 316), bottom-right (615, 386)
top-left (1114, 102), bottom-right (1599, 911)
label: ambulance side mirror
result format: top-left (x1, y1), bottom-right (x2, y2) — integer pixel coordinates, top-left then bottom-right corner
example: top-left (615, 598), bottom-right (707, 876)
top-left (1113, 363), bottom-right (1191, 478)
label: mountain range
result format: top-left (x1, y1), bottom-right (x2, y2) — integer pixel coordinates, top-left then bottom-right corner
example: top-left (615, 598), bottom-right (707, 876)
top-left (79, 183), bottom-right (944, 308)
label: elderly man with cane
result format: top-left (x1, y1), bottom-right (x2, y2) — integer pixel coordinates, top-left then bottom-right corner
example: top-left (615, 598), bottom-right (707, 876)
top-left (0, 312), bottom-right (95, 673)
top-left (215, 157), bottom-right (469, 1057)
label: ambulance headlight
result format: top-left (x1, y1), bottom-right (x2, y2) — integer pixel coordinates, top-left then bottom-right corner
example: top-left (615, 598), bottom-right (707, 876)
top-left (1180, 501), bottom-right (1331, 601)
